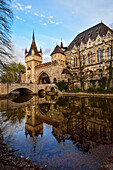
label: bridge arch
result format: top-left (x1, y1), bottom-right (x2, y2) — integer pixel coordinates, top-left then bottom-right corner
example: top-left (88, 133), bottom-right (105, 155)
top-left (38, 89), bottom-right (46, 97)
top-left (9, 88), bottom-right (33, 95)
top-left (36, 71), bottom-right (51, 84)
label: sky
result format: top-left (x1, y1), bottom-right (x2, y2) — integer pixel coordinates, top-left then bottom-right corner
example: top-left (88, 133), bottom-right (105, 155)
top-left (11, 0), bottom-right (113, 64)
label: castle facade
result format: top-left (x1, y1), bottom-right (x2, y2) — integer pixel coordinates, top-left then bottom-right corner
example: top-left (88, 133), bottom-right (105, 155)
top-left (21, 22), bottom-right (113, 89)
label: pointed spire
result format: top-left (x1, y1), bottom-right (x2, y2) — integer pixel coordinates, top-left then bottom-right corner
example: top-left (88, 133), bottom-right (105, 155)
top-left (61, 41), bottom-right (63, 48)
top-left (40, 47), bottom-right (42, 53)
top-left (25, 48), bottom-right (27, 53)
top-left (33, 30), bottom-right (35, 41)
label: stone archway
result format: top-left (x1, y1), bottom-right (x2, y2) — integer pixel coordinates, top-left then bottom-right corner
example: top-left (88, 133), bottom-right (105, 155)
top-left (36, 71), bottom-right (51, 84)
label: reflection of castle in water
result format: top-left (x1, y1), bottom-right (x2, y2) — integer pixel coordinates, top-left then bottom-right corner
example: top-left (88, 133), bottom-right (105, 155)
top-left (25, 96), bottom-right (113, 152)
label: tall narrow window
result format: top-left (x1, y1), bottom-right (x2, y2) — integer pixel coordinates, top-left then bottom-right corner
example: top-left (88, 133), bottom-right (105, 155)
top-left (88, 53), bottom-right (90, 64)
top-left (83, 55), bottom-right (85, 65)
top-left (107, 47), bottom-right (109, 60)
top-left (100, 50), bottom-right (103, 62)
top-left (97, 50), bottom-right (99, 62)
top-left (76, 57), bottom-right (78, 66)
top-left (80, 57), bottom-right (82, 66)
top-left (91, 53), bottom-right (93, 64)
top-left (74, 58), bottom-right (75, 67)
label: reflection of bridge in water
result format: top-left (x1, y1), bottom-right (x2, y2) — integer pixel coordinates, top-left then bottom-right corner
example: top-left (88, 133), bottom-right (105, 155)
top-left (0, 95), bottom-right (57, 111)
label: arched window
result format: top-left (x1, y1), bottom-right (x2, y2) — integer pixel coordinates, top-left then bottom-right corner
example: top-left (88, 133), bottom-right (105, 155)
top-left (53, 78), bottom-right (57, 84)
top-left (88, 53), bottom-right (90, 64)
top-left (97, 50), bottom-right (99, 62)
top-left (83, 55), bottom-right (85, 65)
top-left (91, 53), bottom-right (93, 64)
top-left (107, 47), bottom-right (109, 60)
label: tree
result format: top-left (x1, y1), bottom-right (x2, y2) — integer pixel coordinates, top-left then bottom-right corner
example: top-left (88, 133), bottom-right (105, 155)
top-left (0, 0), bottom-right (13, 66)
top-left (0, 62), bottom-right (25, 83)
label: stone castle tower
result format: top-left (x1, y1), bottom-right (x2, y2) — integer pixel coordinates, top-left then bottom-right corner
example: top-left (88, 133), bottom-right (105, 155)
top-left (25, 32), bottom-right (42, 83)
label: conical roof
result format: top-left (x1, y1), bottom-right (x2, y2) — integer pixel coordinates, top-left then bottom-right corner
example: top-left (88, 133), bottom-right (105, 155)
top-left (51, 45), bottom-right (66, 56)
top-left (27, 32), bottom-right (41, 57)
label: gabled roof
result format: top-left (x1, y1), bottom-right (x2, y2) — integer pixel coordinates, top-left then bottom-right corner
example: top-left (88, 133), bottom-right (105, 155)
top-left (62, 68), bottom-right (73, 76)
top-left (51, 45), bottom-right (66, 56)
top-left (66, 22), bottom-right (113, 51)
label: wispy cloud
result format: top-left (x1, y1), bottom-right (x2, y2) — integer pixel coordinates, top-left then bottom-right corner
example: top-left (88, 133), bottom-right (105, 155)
top-left (12, 2), bottom-right (32, 11)
top-left (48, 16), bottom-right (53, 19)
top-left (49, 20), bottom-right (55, 24)
top-left (16, 16), bottom-right (24, 21)
top-left (40, 14), bottom-right (45, 18)
top-left (44, 48), bottom-right (52, 54)
top-left (43, 54), bottom-right (51, 63)
top-left (13, 3), bottom-right (24, 10)
top-left (25, 5), bottom-right (32, 9)
top-left (43, 23), bottom-right (47, 26)
top-left (34, 13), bottom-right (39, 16)
top-left (56, 22), bottom-right (62, 25)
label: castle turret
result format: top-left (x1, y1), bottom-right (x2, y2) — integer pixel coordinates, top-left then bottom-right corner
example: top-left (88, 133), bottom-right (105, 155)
top-left (25, 32), bottom-right (42, 83)
top-left (51, 45), bottom-right (66, 65)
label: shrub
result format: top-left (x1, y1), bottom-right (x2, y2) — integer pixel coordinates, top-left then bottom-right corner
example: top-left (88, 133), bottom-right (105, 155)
top-left (56, 81), bottom-right (68, 91)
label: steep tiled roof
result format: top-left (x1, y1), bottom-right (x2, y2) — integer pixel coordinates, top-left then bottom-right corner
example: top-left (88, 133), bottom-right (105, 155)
top-left (66, 22), bottom-right (113, 51)
top-left (26, 32), bottom-right (41, 57)
top-left (51, 45), bottom-right (66, 56)
top-left (35, 62), bottom-right (51, 69)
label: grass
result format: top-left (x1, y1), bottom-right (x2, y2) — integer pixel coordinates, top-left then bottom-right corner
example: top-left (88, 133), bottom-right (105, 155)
top-left (68, 87), bottom-right (113, 94)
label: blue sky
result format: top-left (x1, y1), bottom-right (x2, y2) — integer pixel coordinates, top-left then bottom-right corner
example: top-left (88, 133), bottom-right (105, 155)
top-left (11, 0), bottom-right (113, 64)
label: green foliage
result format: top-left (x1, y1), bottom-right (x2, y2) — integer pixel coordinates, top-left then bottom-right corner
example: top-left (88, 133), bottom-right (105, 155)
top-left (0, 62), bottom-right (25, 83)
top-left (84, 86), bottom-right (113, 94)
top-left (90, 80), bottom-right (96, 88)
top-left (56, 81), bottom-right (68, 91)
top-left (69, 88), bottom-right (82, 92)
top-left (98, 77), bottom-right (107, 89)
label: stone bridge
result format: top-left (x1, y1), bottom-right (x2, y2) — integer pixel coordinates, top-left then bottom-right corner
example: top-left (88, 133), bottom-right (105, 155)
top-left (0, 83), bottom-right (59, 96)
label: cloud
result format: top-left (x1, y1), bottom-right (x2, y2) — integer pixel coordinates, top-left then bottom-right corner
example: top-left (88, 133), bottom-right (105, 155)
top-left (56, 22), bottom-right (62, 25)
top-left (12, 3), bottom-right (24, 10)
top-left (43, 54), bottom-right (51, 63)
top-left (48, 16), bottom-right (53, 18)
top-left (34, 13), bottom-right (39, 16)
top-left (12, 47), bottom-right (25, 65)
top-left (44, 48), bottom-right (52, 54)
top-left (43, 23), bottom-right (47, 26)
top-left (40, 14), bottom-right (45, 18)
top-left (12, 2), bottom-right (32, 11)
top-left (16, 16), bottom-right (24, 21)
top-left (50, 20), bottom-right (55, 24)
top-left (16, 3), bottom-right (24, 7)
top-left (25, 5), bottom-right (32, 9)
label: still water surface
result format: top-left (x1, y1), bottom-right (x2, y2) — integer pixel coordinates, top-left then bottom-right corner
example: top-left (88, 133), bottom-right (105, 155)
top-left (0, 95), bottom-right (113, 169)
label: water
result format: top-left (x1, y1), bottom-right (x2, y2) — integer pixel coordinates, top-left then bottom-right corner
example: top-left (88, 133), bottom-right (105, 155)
top-left (0, 95), bottom-right (113, 169)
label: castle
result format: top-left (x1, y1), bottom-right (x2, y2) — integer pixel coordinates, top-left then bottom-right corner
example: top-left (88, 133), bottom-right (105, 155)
top-left (21, 22), bottom-right (113, 89)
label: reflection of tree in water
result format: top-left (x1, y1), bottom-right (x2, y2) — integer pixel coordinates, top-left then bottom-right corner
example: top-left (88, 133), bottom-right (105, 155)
top-left (1, 108), bottom-right (26, 124)
top-left (38, 103), bottom-right (51, 114)
top-left (56, 96), bottom-right (69, 106)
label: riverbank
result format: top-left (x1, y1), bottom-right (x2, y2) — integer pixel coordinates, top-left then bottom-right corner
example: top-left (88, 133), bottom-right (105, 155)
top-left (0, 130), bottom-right (42, 169)
top-left (61, 92), bottom-right (113, 98)
top-left (99, 148), bottom-right (113, 170)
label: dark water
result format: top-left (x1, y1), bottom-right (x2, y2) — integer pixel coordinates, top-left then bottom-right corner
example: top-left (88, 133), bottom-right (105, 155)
top-left (0, 95), bottom-right (113, 169)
